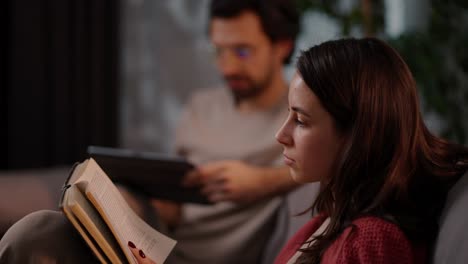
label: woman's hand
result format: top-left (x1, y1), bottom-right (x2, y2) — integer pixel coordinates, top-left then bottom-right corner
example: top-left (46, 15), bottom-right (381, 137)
top-left (128, 241), bottom-right (157, 264)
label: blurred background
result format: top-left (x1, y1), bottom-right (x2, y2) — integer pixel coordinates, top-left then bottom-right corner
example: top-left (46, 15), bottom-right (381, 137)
top-left (3, 0), bottom-right (468, 170)
top-left (1, 0), bottom-right (467, 236)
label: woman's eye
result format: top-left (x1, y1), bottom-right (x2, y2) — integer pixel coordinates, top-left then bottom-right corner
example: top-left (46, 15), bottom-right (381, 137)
top-left (294, 118), bottom-right (305, 126)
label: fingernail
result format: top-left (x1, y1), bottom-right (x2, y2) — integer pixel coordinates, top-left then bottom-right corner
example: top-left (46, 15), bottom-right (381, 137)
top-left (139, 249), bottom-right (146, 258)
top-left (128, 241), bottom-right (136, 248)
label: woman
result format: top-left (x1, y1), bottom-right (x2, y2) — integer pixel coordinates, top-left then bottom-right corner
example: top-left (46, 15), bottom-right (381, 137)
top-left (130, 37), bottom-right (468, 263)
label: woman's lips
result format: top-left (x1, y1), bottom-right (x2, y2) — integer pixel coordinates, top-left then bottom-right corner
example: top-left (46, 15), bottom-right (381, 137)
top-left (283, 154), bottom-right (295, 166)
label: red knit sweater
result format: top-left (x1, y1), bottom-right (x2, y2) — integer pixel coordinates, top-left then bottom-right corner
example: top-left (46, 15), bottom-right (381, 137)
top-left (274, 214), bottom-right (427, 264)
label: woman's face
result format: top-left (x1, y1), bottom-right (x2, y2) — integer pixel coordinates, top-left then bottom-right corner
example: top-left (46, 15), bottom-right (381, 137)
top-left (276, 73), bottom-right (342, 183)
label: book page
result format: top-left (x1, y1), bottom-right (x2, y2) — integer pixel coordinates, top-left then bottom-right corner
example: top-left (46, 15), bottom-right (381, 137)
top-left (67, 185), bottom-right (126, 263)
top-left (62, 186), bottom-right (109, 264)
top-left (80, 158), bottom-right (177, 264)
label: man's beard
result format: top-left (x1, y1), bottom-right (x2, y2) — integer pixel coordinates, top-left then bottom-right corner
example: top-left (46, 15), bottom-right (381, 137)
top-left (225, 69), bottom-right (274, 105)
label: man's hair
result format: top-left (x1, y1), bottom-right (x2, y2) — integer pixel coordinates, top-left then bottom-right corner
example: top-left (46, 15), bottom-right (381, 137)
top-left (209, 0), bottom-right (300, 64)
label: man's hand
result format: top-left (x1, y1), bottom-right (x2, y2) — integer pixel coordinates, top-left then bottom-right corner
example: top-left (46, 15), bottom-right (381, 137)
top-left (183, 160), bottom-right (296, 204)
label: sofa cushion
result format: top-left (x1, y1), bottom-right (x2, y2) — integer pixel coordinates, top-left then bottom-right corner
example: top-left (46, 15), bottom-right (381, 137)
top-left (433, 171), bottom-right (468, 264)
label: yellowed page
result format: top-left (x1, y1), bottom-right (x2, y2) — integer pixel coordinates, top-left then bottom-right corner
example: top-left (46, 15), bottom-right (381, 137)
top-left (62, 186), bottom-right (109, 264)
top-left (77, 158), bottom-right (177, 264)
top-left (67, 185), bottom-right (125, 263)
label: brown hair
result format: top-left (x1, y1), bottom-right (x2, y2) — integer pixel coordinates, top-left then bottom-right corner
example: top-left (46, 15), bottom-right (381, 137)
top-left (209, 0), bottom-right (300, 64)
top-left (295, 37), bottom-right (468, 263)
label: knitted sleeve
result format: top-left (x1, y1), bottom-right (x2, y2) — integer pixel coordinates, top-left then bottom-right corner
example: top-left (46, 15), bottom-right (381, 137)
top-left (326, 217), bottom-right (419, 264)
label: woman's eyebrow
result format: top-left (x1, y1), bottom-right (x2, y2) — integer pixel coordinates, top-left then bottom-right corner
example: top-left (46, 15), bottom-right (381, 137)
top-left (291, 106), bottom-right (311, 118)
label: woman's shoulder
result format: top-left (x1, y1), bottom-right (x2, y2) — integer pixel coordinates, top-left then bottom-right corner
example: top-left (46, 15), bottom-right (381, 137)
top-left (351, 215), bottom-right (405, 237)
top-left (323, 216), bottom-right (426, 264)
top-left (348, 216), bottom-right (415, 252)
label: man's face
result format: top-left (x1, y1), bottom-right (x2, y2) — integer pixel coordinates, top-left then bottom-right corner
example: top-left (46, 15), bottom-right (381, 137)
top-left (210, 11), bottom-right (281, 103)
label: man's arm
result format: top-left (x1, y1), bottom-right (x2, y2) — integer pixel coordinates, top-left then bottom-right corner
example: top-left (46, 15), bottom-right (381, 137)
top-left (183, 160), bottom-right (300, 204)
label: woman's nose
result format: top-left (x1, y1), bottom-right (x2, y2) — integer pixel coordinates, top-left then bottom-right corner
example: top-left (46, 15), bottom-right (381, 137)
top-left (275, 122), bottom-right (292, 146)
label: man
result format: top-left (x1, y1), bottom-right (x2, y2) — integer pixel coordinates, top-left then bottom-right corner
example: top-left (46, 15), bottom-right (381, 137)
top-left (0, 0), bottom-right (301, 263)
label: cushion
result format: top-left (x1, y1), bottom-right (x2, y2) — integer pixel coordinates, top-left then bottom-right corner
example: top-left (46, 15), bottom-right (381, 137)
top-left (433, 171), bottom-right (468, 264)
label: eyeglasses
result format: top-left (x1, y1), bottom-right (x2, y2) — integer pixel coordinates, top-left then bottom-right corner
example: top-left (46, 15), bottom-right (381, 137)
top-left (211, 45), bottom-right (254, 62)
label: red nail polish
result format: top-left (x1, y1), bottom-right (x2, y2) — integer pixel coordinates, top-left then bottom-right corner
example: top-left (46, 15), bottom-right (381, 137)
top-left (139, 249), bottom-right (146, 258)
top-left (128, 241), bottom-right (136, 248)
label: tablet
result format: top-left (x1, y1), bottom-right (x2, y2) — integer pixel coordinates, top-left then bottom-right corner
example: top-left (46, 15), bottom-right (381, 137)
top-left (87, 146), bottom-right (210, 204)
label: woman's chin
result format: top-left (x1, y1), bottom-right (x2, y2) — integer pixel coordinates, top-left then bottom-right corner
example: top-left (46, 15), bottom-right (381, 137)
top-left (290, 171), bottom-right (306, 183)
top-left (290, 170), bottom-right (320, 184)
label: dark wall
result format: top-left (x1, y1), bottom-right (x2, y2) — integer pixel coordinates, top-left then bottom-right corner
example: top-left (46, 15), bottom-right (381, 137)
top-left (3, 0), bottom-right (120, 169)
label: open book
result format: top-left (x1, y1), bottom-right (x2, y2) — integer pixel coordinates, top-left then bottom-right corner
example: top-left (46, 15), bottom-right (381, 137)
top-left (59, 158), bottom-right (177, 264)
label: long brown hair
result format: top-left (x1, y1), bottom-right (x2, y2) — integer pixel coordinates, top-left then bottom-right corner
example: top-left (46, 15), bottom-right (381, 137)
top-left (295, 38), bottom-right (468, 263)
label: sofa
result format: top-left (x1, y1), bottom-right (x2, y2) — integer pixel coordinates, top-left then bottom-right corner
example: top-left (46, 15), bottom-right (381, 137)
top-left (0, 167), bottom-right (69, 237)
